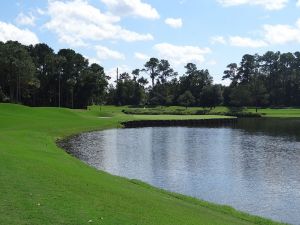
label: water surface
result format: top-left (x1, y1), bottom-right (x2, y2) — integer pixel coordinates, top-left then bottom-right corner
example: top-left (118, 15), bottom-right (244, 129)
top-left (69, 118), bottom-right (300, 224)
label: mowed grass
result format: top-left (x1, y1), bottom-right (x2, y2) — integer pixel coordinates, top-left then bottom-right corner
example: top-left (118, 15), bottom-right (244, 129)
top-left (0, 103), bottom-right (284, 225)
top-left (247, 108), bottom-right (300, 117)
top-left (120, 105), bottom-right (300, 118)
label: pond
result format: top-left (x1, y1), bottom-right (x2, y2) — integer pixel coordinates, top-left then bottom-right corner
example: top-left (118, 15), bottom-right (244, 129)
top-left (67, 118), bottom-right (300, 225)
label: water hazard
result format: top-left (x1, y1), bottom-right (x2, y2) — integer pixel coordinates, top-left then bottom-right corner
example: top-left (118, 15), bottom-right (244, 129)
top-left (67, 118), bottom-right (300, 224)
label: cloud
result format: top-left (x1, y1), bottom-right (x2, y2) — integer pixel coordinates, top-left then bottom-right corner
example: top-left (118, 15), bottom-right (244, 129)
top-left (44, 0), bottom-right (154, 47)
top-left (229, 36), bottom-right (268, 48)
top-left (154, 43), bottom-right (211, 66)
top-left (217, 0), bottom-right (288, 10)
top-left (36, 8), bottom-right (46, 15)
top-left (213, 18), bottom-right (300, 48)
top-left (263, 22), bottom-right (300, 45)
top-left (15, 12), bottom-right (36, 26)
top-left (165, 18), bottom-right (183, 29)
top-left (297, 0), bottom-right (300, 6)
top-left (0, 21), bottom-right (39, 45)
top-left (95, 45), bottom-right (125, 60)
top-left (100, 0), bottom-right (159, 19)
top-left (211, 36), bottom-right (226, 44)
top-left (134, 52), bottom-right (150, 61)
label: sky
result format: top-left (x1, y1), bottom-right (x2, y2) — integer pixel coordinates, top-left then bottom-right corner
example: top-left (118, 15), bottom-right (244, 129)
top-left (1, 0), bottom-right (300, 84)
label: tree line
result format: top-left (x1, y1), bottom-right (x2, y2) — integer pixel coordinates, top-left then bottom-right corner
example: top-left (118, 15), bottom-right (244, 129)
top-left (222, 52), bottom-right (300, 109)
top-left (0, 41), bottom-right (109, 108)
top-left (1, 40), bottom-right (300, 109)
top-left (107, 59), bottom-right (223, 108)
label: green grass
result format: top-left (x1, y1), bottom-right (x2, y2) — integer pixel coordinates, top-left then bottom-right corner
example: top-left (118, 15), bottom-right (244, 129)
top-left (0, 103), bottom-right (284, 225)
top-left (122, 105), bottom-right (300, 118)
top-left (247, 108), bottom-right (300, 117)
top-left (131, 114), bottom-right (232, 120)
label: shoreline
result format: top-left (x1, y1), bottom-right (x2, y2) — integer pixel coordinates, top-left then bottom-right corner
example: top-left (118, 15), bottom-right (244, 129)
top-left (57, 118), bottom-right (284, 225)
top-left (121, 118), bottom-right (238, 128)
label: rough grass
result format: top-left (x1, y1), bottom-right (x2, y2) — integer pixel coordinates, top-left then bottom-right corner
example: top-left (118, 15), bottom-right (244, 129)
top-left (247, 108), bottom-right (300, 117)
top-left (0, 103), bottom-right (285, 225)
top-left (122, 105), bottom-right (300, 118)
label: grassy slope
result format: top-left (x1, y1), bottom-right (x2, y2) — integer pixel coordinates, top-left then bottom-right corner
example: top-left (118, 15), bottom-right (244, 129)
top-left (206, 106), bottom-right (300, 118)
top-left (0, 104), bottom-right (283, 225)
top-left (247, 108), bottom-right (300, 117)
top-left (123, 105), bottom-right (300, 118)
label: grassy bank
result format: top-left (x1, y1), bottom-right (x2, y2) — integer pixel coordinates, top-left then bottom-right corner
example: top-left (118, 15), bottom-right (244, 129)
top-left (0, 103), bottom-right (283, 225)
top-left (247, 108), bottom-right (300, 117)
top-left (122, 105), bottom-right (300, 118)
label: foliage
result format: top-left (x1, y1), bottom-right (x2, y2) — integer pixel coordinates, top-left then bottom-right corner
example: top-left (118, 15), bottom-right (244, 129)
top-left (178, 90), bottom-right (195, 108)
top-left (0, 41), bottom-right (109, 108)
top-left (2, 41), bottom-right (300, 109)
top-left (223, 51), bottom-right (300, 107)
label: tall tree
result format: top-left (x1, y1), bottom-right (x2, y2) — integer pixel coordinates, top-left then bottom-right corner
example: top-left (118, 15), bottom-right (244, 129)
top-left (0, 41), bottom-right (36, 103)
top-left (222, 63), bottom-right (239, 86)
top-left (58, 49), bottom-right (88, 107)
top-left (157, 59), bottom-right (177, 84)
top-left (238, 54), bottom-right (257, 84)
top-left (249, 75), bottom-right (269, 112)
top-left (143, 57), bottom-right (159, 87)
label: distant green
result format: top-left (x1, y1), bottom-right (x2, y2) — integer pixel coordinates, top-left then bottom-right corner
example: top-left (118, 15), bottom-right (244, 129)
top-left (0, 103), bottom-right (285, 225)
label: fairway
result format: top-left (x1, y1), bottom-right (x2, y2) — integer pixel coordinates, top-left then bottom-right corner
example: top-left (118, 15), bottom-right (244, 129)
top-left (0, 104), bottom-right (283, 225)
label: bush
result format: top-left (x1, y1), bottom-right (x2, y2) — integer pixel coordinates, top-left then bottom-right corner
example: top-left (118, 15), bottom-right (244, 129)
top-left (122, 107), bottom-right (262, 118)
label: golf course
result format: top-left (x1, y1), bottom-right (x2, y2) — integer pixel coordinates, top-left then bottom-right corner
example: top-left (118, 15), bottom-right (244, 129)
top-left (0, 103), bottom-right (288, 225)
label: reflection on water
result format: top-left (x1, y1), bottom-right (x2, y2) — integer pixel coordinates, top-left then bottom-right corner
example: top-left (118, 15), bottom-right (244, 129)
top-left (69, 118), bottom-right (300, 225)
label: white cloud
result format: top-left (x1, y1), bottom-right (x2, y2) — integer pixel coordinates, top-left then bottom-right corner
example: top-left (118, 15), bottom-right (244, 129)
top-left (45, 0), bottom-right (153, 47)
top-left (165, 18), bottom-right (183, 29)
top-left (95, 45), bottom-right (125, 60)
top-left (229, 36), bottom-right (268, 48)
top-left (297, 0), bottom-right (300, 6)
top-left (213, 18), bottom-right (300, 48)
top-left (15, 12), bottom-right (36, 26)
top-left (154, 43), bottom-right (211, 66)
top-left (134, 52), bottom-right (150, 61)
top-left (263, 23), bottom-right (300, 45)
top-left (0, 21), bottom-right (39, 45)
top-left (37, 8), bottom-right (46, 15)
top-left (101, 0), bottom-right (159, 19)
top-left (218, 0), bottom-right (288, 10)
top-left (211, 36), bottom-right (226, 44)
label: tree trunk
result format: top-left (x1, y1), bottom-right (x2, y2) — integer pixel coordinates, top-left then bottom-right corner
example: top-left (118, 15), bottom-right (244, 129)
top-left (58, 75), bottom-right (61, 107)
top-left (9, 86), bottom-right (14, 102)
top-left (71, 89), bottom-right (74, 109)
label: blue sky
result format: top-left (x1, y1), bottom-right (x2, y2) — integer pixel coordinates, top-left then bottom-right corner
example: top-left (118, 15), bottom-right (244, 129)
top-left (1, 0), bottom-right (300, 84)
